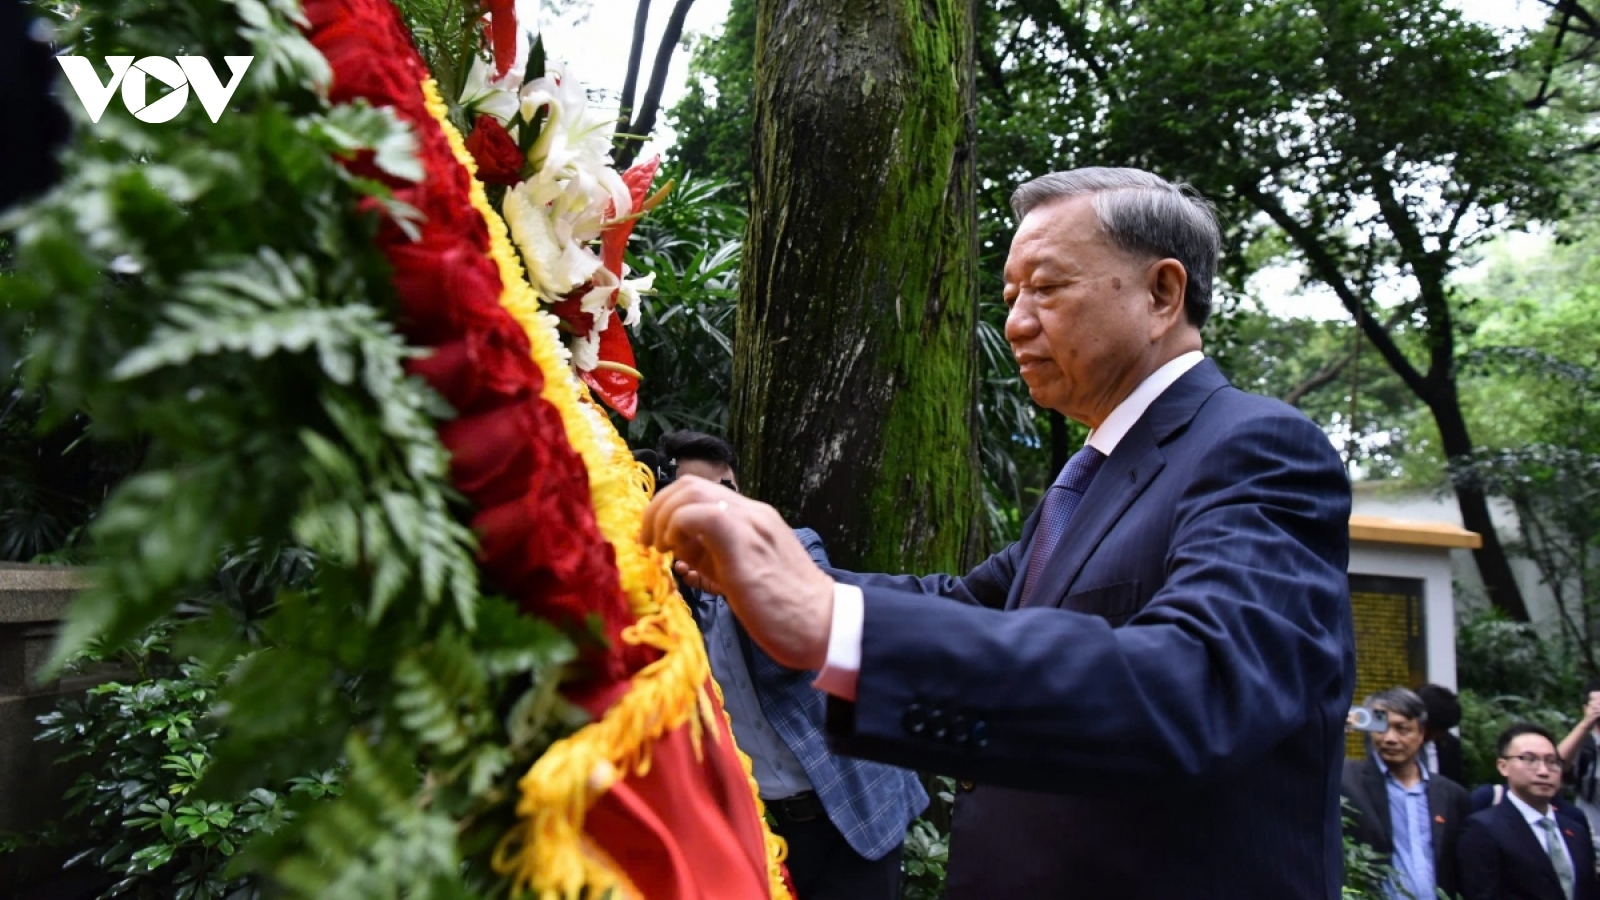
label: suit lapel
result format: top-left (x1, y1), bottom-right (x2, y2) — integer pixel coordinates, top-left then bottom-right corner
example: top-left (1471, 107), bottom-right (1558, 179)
top-left (1426, 778), bottom-right (1456, 854)
top-left (1363, 761), bottom-right (1393, 849)
top-left (1012, 360), bottom-right (1229, 611)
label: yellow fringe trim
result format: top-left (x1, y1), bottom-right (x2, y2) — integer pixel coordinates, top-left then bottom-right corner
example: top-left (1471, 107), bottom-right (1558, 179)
top-left (419, 79), bottom-right (791, 900)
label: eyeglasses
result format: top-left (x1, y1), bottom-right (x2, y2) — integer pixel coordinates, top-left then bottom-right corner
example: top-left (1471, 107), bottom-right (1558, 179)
top-left (1502, 753), bottom-right (1563, 770)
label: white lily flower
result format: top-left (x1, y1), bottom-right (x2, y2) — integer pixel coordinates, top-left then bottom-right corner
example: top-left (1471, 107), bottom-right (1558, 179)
top-left (578, 269), bottom-right (618, 314)
top-left (520, 62), bottom-right (625, 198)
top-left (615, 271), bottom-right (654, 328)
top-left (459, 55), bottom-right (521, 124)
top-left (493, 55), bottom-right (655, 382)
top-left (598, 165), bottom-right (633, 221)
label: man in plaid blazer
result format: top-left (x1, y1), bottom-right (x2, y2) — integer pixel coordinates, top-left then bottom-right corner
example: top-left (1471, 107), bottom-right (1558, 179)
top-left (660, 430), bottom-right (927, 900)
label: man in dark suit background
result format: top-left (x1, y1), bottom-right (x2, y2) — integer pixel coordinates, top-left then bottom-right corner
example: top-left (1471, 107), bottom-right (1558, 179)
top-left (1459, 723), bottom-right (1598, 900)
top-left (640, 167), bottom-right (1355, 898)
top-left (1420, 683), bottom-right (1468, 785)
top-left (1342, 687), bottom-right (1471, 898)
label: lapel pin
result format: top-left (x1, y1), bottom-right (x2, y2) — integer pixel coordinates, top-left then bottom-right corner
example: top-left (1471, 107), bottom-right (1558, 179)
top-left (1434, 815), bottom-right (1445, 824)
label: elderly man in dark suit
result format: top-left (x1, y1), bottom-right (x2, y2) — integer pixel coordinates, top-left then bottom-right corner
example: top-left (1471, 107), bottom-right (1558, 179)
top-left (1342, 687), bottom-right (1472, 899)
top-left (640, 167), bottom-right (1355, 899)
top-left (1459, 723), bottom-right (1599, 900)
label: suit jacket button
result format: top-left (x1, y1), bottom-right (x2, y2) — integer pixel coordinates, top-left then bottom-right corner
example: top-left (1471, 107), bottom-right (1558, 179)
top-left (902, 703), bottom-right (928, 735)
top-left (958, 780), bottom-right (976, 792)
top-left (949, 713), bottom-right (970, 744)
top-left (928, 708), bottom-right (947, 740)
top-left (970, 720), bottom-right (989, 748)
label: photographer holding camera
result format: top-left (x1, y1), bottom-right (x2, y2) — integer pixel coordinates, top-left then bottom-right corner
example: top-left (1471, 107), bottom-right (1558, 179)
top-left (1556, 677), bottom-right (1600, 873)
top-left (1342, 687), bottom-right (1472, 899)
top-left (647, 430), bottom-right (926, 900)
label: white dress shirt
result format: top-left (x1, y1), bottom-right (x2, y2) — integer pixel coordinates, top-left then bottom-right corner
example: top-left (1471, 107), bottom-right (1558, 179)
top-left (1507, 789), bottom-right (1577, 882)
top-left (813, 351), bottom-right (1207, 701)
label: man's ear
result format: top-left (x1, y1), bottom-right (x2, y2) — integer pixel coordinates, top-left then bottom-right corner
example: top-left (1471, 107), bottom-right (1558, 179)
top-left (1147, 258), bottom-right (1189, 334)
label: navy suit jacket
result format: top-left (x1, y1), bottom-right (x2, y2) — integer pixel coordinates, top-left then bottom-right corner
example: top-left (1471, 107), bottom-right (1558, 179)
top-left (826, 360), bottom-right (1355, 899)
top-left (1457, 798), bottom-right (1598, 900)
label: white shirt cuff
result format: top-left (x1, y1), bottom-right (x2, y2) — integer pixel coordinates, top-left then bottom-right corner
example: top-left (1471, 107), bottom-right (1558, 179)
top-left (812, 582), bottom-right (863, 701)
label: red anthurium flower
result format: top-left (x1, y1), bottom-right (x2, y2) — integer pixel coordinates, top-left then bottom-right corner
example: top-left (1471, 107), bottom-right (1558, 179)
top-left (600, 156), bottom-right (660, 276)
top-left (482, 0), bottom-right (518, 79)
top-left (581, 319), bottom-right (640, 420)
top-left (575, 157), bottom-right (659, 418)
top-left (464, 114), bottom-right (523, 185)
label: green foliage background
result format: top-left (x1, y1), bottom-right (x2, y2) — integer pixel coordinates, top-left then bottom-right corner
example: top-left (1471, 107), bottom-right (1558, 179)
top-left (619, 174), bottom-right (745, 446)
top-left (27, 619), bottom-right (342, 900)
top-left (1456, 610), bottom-right (1590, 788)
top-left (6, 0), bottom-right (1600, 894)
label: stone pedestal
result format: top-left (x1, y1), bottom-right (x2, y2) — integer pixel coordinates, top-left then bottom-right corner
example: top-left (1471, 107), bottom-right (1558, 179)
top-left (0, 563), bottom-right (102, 893)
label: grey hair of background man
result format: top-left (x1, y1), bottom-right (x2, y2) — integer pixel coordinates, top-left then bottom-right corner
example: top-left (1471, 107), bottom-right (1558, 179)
top-left (1010, 167), bottom-right (1222, 329)
top-left (1365, 687), bottom-right (1429, 727)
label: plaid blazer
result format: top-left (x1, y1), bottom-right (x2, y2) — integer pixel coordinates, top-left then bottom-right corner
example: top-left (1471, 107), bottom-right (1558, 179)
top-left (698, 527), bottom-right (927, 860)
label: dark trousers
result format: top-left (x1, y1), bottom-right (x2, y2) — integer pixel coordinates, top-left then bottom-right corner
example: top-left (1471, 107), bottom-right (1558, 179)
top-left (770, 796), bottom-right (903, 900)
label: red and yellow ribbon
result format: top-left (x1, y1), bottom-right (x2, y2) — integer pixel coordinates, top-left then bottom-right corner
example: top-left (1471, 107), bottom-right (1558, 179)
top-left (299, 0), bottom-right (791, 895)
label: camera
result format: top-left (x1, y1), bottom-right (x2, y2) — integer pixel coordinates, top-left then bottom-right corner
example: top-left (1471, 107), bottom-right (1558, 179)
top-left (631, 448), bottom-right (738, 493)
top-left (1347, 706), bottom-right (1389, 733)
top-left (632, 449), bottom-right (681, 490)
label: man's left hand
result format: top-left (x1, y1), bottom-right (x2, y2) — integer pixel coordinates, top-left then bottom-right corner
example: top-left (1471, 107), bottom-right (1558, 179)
top-left (639, 476), bottom-right (835, 670)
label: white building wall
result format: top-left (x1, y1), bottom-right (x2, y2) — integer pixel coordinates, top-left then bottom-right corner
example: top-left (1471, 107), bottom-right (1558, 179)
top-left (1350, 481), bottom-right (1560, 631)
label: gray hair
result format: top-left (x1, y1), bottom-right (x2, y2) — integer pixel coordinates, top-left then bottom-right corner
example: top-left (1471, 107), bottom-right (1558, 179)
top-left (1010, 167), bottom-right (1222, 328)
top-left (1365, 687), bottom-right (1428, 727)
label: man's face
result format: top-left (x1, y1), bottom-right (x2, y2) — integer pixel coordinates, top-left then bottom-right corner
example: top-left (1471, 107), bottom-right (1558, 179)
top-left (1002, 195), bottom-right (1176, 427)
top-left (1498, 733), bottom-right (1562, 808)
top-left (675, 459), bottom-right (737, 493)
top-left (1372, 706), bottom-right (1425, 770)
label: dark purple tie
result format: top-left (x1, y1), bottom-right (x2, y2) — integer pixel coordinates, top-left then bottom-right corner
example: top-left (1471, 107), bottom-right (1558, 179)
top-left (1020, 445), bottom-right (1107, 606)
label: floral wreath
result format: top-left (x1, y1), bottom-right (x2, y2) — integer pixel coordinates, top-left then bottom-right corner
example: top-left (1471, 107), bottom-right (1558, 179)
top-left (300, 0), bottom-right (790, 895)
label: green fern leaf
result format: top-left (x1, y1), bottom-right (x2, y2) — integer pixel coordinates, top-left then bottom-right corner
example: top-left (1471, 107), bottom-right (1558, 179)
top-left (392, 636), bottom-right (487, 757)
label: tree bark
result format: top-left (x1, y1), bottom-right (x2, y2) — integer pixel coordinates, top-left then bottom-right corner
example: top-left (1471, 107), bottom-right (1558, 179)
top-left (618, 0), bottom-right (652, 130)
top-left (733, 0), bottom-right (982, 572)
top-left (1426, 385), bottom-right (1534, 622)
top-left (616, 0), bottom-right (696, 169)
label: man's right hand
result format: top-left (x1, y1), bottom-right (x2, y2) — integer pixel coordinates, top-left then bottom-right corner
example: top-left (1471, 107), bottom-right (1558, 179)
top-left (639, 476), bottom-right (837, 671)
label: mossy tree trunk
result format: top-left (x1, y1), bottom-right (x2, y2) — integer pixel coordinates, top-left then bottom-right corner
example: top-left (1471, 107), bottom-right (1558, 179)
top-left (731, 0), bottom-right (982, 573)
